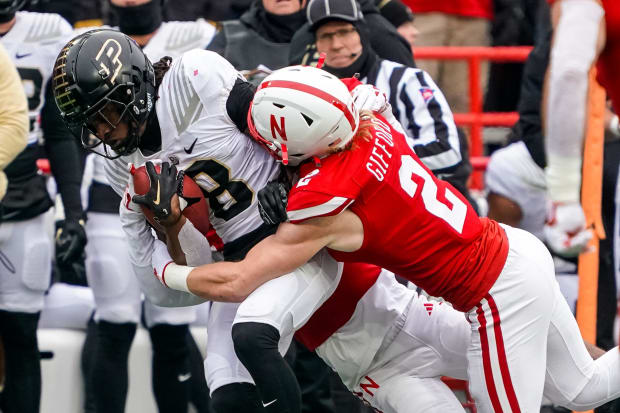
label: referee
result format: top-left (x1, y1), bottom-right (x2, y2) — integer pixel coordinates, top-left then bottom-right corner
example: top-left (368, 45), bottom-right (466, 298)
top-left (304, 0), bottom-right (474, 203)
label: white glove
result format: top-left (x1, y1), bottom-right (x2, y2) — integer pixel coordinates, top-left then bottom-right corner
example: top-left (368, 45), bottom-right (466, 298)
top-left (351, 84), bottom-right (390, 114)
top-left (543, 202), bottom-right (593, 258)
top-left (152, 239), bottom-right (173, 286)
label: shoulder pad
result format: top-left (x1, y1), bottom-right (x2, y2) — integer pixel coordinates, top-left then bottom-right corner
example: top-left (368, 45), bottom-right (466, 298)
top-left (22, 12), bottom-right (73, 45)
top-left (163, 19), bottom-right (216, 52)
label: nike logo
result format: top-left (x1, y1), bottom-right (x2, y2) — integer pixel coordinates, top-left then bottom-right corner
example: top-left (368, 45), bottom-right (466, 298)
top-left (15, 52), bottom-right (32, 59)
top-left (262, 399), bottom-right (277, 407)
top-left (177, 372), bottom-right (191, 382)
top-left (184, 138), bottom-right (197, 154)
top-left (153, 181), bottom-right (161, 205)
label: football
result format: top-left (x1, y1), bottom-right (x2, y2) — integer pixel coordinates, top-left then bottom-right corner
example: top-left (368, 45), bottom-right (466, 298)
top-left (130, 163), bottom-right (211, 236)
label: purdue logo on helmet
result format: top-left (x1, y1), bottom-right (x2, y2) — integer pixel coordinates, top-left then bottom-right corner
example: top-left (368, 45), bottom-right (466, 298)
top-left (94, 39), bottom-right (124, 84)
top-left (52, 29), bottom-right (156, 159)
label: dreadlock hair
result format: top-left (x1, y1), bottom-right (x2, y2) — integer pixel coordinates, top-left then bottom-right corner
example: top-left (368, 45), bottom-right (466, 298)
top-left (153, 56), bottom-right (173, 94)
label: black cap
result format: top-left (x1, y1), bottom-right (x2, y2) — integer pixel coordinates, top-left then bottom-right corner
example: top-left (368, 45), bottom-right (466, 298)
top-left (378, 0), bottom-right (414, 28)
top-left (307, 0), bottom-right (363, 30)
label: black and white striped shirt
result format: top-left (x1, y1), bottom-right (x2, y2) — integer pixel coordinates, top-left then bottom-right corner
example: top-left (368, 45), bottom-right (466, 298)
top-left (364, 59), bottom-right (462, 174)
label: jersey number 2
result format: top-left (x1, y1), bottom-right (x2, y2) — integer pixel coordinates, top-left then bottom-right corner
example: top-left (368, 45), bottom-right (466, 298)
top-left (398, 155), bottom-right (467, 233)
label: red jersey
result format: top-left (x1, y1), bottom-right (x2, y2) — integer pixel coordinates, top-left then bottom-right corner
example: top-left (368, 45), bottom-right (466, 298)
top-left (286, 115), bottom-right (508, 312)
top-left (548, 0), bottom-right (620, 111)
top-left (294, 263), bottom-right (381, 351)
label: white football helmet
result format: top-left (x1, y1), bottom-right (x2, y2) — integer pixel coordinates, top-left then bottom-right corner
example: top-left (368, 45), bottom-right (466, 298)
top-left (248, 65), bottom-right (359, 166)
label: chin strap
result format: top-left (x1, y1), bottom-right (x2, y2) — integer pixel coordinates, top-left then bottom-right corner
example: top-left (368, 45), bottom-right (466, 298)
top-left (281, 143), bottom-right (289, 165)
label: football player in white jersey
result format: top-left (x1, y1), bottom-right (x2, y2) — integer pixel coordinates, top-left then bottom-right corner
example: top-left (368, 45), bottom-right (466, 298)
top-left (0, 1), bottom-right (86, 411)
top-left (53, 29), bottom-right (344, 413)
top-left (77, 2), bottom-right (216, 411)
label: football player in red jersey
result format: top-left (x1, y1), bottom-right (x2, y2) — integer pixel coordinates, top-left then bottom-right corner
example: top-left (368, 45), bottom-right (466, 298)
top-left (542, 0), bottom-right (620, 256)
top-left (153, 66), bottom-right (620, 413)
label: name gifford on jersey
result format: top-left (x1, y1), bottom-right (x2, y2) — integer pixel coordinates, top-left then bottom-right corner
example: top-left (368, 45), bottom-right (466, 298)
top-left (366, 118), bottom-right (395, 182)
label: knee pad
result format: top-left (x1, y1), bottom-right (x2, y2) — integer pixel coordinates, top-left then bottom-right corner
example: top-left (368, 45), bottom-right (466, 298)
top-left (210, 382), bottom-right (262, 413)
top-left (21, 239), bottom-right (52, 293)
top-left (231, 322), bottom-right (280, 364)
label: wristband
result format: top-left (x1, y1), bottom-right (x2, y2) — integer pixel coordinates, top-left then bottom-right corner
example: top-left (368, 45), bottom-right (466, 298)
top-left (162, 263), bottom-right (194, 293)
top-left (545, 154), bottom-right (582, 203)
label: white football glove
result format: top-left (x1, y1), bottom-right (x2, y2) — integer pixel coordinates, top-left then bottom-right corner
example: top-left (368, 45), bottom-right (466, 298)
top-left (351, 84), bottom-right (390, 114)
top-left (152, 239), bottom-right (174, 286)
top-left (543, 202), bottom-right (593, 258)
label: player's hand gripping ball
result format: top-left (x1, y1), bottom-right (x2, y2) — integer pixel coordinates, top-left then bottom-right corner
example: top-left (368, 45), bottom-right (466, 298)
top-left (131, 161), bottom-right (210, 235)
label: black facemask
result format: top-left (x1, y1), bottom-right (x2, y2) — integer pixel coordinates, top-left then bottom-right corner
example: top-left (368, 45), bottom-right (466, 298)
top-left (0, 12), bottom-right (15, 24)
top-left (111, 1), bottom-right (162, 36)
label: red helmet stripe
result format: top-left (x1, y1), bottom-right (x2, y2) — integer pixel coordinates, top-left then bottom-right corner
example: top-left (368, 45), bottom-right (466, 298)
top-left (258, 80), bottom-right (356, 131)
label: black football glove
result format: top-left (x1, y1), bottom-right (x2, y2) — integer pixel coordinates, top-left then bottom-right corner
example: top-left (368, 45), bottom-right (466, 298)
top-left (133, 161), bottom-right (184, 225)
top-left (55, 251), bottom-right (87, 287)
top-left (55, 218), bottom-right (87, 265)
top-left (55, 218), bottom-right (88, 286)
top-left (257, 181), bottom-right (288, 225)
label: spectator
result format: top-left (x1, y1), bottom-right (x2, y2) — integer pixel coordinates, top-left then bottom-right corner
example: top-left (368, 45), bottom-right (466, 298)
top-left (484, 0), bottom-right (541, 114)
top-left (164, 0), bottom-right (253, 21)
top-left (376, 0), bottom-right (418, 47)
top-left (208, 0), bottom-right (308, 83)
top-left (404, 0), bottom-right (493, 113)
top-left (26, 0), bottom-right (106, 26)
top-left (290, 0), bottom-right (414, 68)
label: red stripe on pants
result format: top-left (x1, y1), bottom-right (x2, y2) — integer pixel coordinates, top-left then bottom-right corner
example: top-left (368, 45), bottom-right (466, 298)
top-left (486, 293), bottom-right (521, 412)
top-left (476, 303), bottom-right (503, 412)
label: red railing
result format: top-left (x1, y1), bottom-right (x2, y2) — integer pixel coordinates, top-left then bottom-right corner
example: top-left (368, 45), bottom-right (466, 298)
top-left (413, 46), bottom-right (533, 187)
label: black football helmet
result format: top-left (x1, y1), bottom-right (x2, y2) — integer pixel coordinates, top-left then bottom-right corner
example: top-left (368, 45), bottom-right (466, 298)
top-left (0, 0), bottom-right (26, 22)
top-left (52, 29), bottom-right (156, 159)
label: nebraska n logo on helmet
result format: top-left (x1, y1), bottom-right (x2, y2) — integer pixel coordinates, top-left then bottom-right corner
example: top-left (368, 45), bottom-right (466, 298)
top-left (270, 115), bottom-right (288, 142)
top-left (52, 29), bottom-right (156, 159)
top-left (248, 65), bottom-right (359, 166)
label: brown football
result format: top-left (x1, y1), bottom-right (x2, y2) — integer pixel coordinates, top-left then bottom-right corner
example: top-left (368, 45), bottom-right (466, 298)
top-left (130, 163), bottom-right (211, 236)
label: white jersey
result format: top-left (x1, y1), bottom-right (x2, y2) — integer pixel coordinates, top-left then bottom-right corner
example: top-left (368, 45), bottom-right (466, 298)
top-left (0, 11), bottom-right (73, 144)
top-left (143, 19), bottom-right (215, 60)
top-left (108, 49), bottom-right (279, 274)
top-left (91, 19), bottom-right (216, 184)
